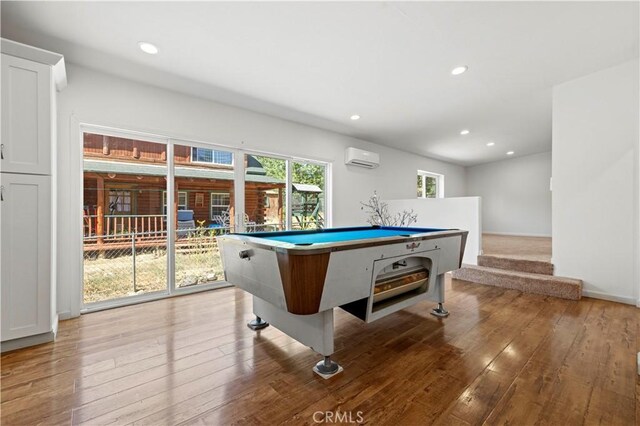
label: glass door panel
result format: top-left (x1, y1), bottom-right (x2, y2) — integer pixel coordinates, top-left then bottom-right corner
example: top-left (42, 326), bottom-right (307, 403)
top-left (82, 132), bottom-right (168, 305)
top-left (291, 161), bottom-right (326, 230)
top-left (244, 154), bottom-right (286, 232)
top-left (173, 144), bottom-right (235, 288)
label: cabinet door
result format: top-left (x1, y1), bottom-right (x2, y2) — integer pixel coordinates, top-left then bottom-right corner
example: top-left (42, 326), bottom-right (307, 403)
top-left (1, 173), bottom-right (51, 341)
top-left (1, 54), bottom-right (52, 175)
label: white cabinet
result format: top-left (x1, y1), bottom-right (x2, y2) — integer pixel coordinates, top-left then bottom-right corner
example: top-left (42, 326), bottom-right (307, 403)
top-left (1, 39), bottom-right (65, 351)
top-left (0, 174), bottom-right (52, 340)
top-left (1, 54), bottom-right (52, 175)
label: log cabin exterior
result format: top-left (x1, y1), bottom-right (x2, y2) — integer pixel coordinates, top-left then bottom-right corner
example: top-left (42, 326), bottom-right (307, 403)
top-left (83, 133), bottom-right (285, 247)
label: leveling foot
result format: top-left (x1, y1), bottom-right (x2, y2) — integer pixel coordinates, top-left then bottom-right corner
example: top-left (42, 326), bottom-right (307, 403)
top-left (431, 303), bottom-right (449, 318)
top-left (247, 316), bottom-right (269, 330)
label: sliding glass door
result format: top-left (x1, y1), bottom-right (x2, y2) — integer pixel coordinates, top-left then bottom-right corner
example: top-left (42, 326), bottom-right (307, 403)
top-left (172, 143), bottom-right (236, 288)
top-left (82, 132), bottom-right (168, 305)
top-left (81, 127), bottom-right (330, 310)
top-left (244, 154), bottom-right (287, 232)
top-left (242, 153), bottom-right (328, 233)
top-left (291, 160), bottom-right (326, 230)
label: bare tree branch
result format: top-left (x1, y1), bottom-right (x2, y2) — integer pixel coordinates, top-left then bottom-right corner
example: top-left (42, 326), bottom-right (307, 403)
top-left (360, 191), bottom-right (417, 227)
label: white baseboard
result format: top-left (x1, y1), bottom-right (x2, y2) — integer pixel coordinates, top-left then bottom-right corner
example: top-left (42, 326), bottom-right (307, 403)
top-left (581, 289), bottom-right (637, 306)
top-left (1, 331), bottom-right (55, 353)
top-left (57, 310), bottom-right (74, 320)
top-left (483, 232), bottom-right (552, 238)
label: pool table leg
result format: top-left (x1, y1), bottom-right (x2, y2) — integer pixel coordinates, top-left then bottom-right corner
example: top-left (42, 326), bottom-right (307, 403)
top-left (431, 303), bottom-right (449, 318)
top-left (430, 274), bottom-right (450, 318)
top-left (247, 316), bottom-right (270, 330)
top-left (314, 355), bottom-right (340, 376)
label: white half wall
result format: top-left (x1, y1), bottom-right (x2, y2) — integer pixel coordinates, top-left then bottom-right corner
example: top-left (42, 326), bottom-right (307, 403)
top-left (56, 64), bottom-right (467, 318)
top-left (552, 59), bottom-right (639, 305)
top-left (466, 152), bottom-right (552, 237)
top-left (385, 197), bottom-right (481, 265)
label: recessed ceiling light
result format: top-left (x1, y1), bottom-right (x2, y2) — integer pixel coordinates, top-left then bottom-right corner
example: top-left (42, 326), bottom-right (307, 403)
top-left (350, 115), bottom-right (361, 121)
top-left (460, 129), bottom-right (470, 135)
top-left (451, 65), bottom-right (468, 76)
top-left (486, 142), bottom-right (495, 147)
top-left (138, 41), bottom-right (159, 55)
top-left (506, 151), bottom-right (514, 155)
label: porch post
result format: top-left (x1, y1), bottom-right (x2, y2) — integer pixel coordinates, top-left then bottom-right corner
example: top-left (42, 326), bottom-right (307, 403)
top-left (96, 176), bottom-right (105, 247)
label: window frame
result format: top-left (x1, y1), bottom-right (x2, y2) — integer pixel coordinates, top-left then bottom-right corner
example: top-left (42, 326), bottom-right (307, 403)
top-left (191, 147), bottom-right (234, 166)
top-left (163, 190), bottom-right (188, 215)
top-left (210, 191), bottom-right (231, 220)
top-left (107, 189), bottom-right (134, 215)
top-left (417, 170), bottom-right (445, 199)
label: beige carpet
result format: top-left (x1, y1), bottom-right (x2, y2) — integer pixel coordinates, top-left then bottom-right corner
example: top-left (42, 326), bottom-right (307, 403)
top-left (482, 233), bottom-right (551, 262)
top-left (452, 265), bottom-right (582, 300)
top-left (478, 255), bottom-right (554, 275)
top-left (452, 233), bottom-right (582, 300)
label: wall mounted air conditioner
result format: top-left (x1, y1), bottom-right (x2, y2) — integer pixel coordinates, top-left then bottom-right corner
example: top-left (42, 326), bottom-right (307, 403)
top-left (345, 147), bottom-right (380, 169)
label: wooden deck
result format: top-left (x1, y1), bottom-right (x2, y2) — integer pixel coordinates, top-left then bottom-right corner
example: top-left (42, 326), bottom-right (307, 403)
top-left (1, 277), bottom-right (638, 425)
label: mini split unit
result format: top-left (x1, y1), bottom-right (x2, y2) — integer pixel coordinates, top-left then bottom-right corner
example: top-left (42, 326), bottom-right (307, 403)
top-left (344, 147), bottom-right (380, 169)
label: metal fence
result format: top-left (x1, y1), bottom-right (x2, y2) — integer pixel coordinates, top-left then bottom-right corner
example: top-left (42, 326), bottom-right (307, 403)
top-left (82, 223), bottom-right (286, 304)
top-left (83, 228), bottom-right (223, 304)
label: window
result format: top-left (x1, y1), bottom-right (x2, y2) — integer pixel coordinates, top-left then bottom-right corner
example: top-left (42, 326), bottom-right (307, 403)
top-left (108, 190), bottom-right (133, 214)
top-left (417, 171), bottom-right (444, 198)
top-left (195, 193), bottom-right (205, 207)
top-left (191, 147), bottom-right (233, 165)
top-left (211, 192), bottom-right (230, 220)
top-left (163, 191), bottom-right (188, 215)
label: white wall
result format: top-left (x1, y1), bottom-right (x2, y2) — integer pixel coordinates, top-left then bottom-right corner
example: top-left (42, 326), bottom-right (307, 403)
top-left (386, 197), bottom-right (482, 265)
top-left (466, 152), bottom-right (552, 236)
top-left (56, 64), bottom-right (467, 318)
top-left (552, 59), bottom-right (639, 305)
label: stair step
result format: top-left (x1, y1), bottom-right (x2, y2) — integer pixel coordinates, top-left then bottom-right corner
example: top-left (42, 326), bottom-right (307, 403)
top-left (451, 265), bottom-right (582, 300)
top-left (477, 255), bottom-right (554, 275)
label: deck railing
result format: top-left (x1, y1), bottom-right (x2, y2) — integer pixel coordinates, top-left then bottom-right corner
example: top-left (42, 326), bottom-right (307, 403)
top-left (84, 214), bottom-right (167, 239)
top-left (83, 214), bottom-right (285, 250)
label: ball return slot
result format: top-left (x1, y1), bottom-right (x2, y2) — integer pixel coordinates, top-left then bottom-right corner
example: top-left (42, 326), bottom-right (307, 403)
top-left (340, 255), bottom-right (439, 322)
top-left (373, 266), bottom-right (429, 306)
top-left (367, 252), bottom-right (446, 322)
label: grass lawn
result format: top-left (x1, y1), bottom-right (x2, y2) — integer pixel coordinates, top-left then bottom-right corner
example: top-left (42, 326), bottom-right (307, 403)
top-left (83, 243), bottom-right (224, 304)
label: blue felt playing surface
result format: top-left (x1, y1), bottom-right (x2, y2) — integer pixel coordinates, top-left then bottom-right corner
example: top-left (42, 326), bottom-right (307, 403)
top-left (244, 226), bottom-right (446, 245)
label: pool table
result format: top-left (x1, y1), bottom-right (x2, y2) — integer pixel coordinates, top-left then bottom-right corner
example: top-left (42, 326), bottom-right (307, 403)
top-left (217, 226), bottom-right (468, 378)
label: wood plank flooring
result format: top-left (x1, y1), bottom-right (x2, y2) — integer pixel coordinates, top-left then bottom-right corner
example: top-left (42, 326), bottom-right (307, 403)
top-left (1, 277), bottom-right (638, 425)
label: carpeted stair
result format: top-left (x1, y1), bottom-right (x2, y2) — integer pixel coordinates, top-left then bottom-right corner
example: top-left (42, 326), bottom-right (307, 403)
top-left (452, 258), bottom-right (582, 300)
top-left (477, 254), bottom-right (554, 275)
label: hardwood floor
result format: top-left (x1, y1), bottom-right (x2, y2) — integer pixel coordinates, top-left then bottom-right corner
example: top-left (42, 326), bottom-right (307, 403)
top-left (2, 277), bottom-right (638, 425)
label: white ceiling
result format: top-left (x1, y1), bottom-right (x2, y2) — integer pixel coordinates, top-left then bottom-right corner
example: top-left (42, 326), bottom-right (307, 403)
top-left (2, 2), bottom-right (638, 166)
